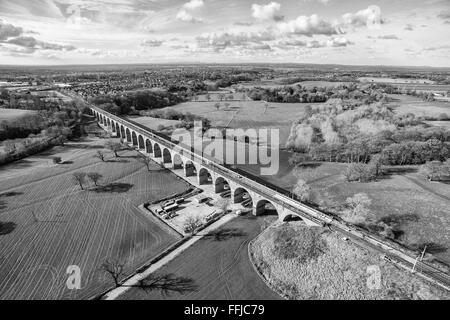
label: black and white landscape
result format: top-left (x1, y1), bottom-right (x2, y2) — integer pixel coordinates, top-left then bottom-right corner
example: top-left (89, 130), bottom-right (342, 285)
top-left (0, 0), bottom-right (449, 302)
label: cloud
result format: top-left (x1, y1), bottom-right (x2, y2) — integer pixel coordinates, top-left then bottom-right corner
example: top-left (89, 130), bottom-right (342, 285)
top-left (0, 20), bottom-right (23, 41)
top-left (277, 14), bottom-right (339, 36)
top-left (5, 36), bottom-right (76, 51)
top-left (279, 37), bottom-right (352, 48)
top-left (176, 9), bottom-right (203, 23)
top-left (141, 39), bottom-right (163, 47)
top-left (176, 0), bottom-right (204, 23)
top-left (437, 10), bottom-right (450, 19)
top-left (0, 20), bottom-right (75, 54)
top-left (196, 30), bottom-right (276, 52)
top-left (342, 5), bottom-right (383, 28)
top-left (378, 34), bottom-right (400, 40)
top-left (251, 2), bottom-right (283, 21)
top-left (234, 22), bottom-right (253, 26)
top-left (368, 34), bottom-right (400, 40)
top-left (424, 45), bottom-right (450, 51)
top-left (182, 0), bottom-right (204, 10)
top-left (404, 24), bottom-right (414, 31)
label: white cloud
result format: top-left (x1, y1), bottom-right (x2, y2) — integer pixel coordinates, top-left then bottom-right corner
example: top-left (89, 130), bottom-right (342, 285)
top-left (342, 5), bottom-right (383, 28)
top-left (183, 0), bottom-right (204, 11)
top-left (176, 9), bottom-right (203, 23)
top-left (177, 0), bottom-right (204, 23)
top-left (251, 2), bottom-right (283, 21)
top-left (277, 14), bottom-right (339, 36)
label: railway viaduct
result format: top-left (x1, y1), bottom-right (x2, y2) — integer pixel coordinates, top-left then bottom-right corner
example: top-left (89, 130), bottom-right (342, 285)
top-left (90, 106), bottom-right (332, 227)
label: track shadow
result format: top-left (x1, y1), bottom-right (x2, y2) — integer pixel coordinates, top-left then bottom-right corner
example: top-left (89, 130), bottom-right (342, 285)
top-left (0, 221), bottom-right (17, 235)
top-left (204, 228), bottom-right (247, 241)
top-left (93, 183), bottom-right (133, 193)
top-left (409, 242), bottom-right (448, 254)
top-left (131, 273), bottom-right (198, 297)
top-left (0, 191), bottom-right (23, 197)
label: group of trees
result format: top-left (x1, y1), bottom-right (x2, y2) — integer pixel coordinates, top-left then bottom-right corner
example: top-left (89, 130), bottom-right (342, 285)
top-left (419, 160), bottom-right (450, 181)
top-left (145, 109), bottom-right (211, 130)
top-left (287, 98), bottom-right (450, 168)
top-left (72, 172), bottom-right (103, 190)
top-left (91, 89), bottom-right (185, 116)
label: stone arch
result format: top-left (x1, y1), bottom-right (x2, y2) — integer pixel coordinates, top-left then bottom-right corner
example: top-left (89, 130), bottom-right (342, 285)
top-left (215, 176), bottom-right (230, 194)
top-left (121, 126), bottom-right (126, 140)
top-left (282, 214), bottom-right (303, 222)
top-left (138, 135), bottom-right (145, 150)
top-left (185, 160), bottom-right (197, 177)
top-left (107, 118), bottom-right (111, 128)
top-left (131, 131), bottom-right (138, 146)
top-left (153, 143), bottom-right (162, 158)
top-left (199, 168), bottom-right (212, 185)
top-left (233, 187), bottom-right (253, 209)
top-left (162, 148), bottom-right (172, 164)
top-left (255, 199), bottom-right (278, 216)
top-left (173, 153), bottom-right (183, 170)
top-left (111, 120), bottom-right (116, 132)
top-left (125, 128), bottom-right (131, 142)
top-left (145, 139), bottom-right (153, 153)
top-left (116, 123), bottom-right (121, 137)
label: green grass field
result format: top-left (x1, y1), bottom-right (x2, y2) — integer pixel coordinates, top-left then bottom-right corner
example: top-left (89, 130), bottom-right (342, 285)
top-left (0, 136), bottom-right (190, 299)
top-left (388, 94), bottom-right (450, 118)
top-left (251, 222), bottom-right (449, 299)
top-left (297, 163), bottom-right (450, 265)
top-left (0, 108), bottom-right (37, 122)
top-left (152, 100), bottom-right (310, 145)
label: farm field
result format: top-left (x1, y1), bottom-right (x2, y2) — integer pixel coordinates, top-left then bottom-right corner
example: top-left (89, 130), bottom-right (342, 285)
top-left (119, 215), bottom-right (280, 300)
top-left (0, 136), bottom-right (190, 299)
top-left (0, 108), bottom-right (37, 121)
top-left (388, 94), bottom-right (450, 118)
top-left (251, 222), bottom-right (450, 300)
top-left (155, 100), bottom-right (311, 146)
top-left (127, 116), bottom-right (181, 131)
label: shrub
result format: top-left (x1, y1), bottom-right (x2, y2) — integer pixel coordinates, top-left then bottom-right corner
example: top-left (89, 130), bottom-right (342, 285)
top-left (52, 156), bottom-right (62, 164)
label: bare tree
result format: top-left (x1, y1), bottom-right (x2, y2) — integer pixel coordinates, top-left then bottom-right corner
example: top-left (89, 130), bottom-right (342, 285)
top-left (87, 172), bottom-right (103, 186)
top-left (94, 150), bottom-right (105, 162)
top-left (72, 172), bottom-right (87, 190)
top-left (214, 102), bottom-right (221, 110)
top-left (293, 179), bottom-right (311, 202)
top-left (183, 215), bottom-right (202, 235)
top-left (344, 193), bottom-right (373, 223)
top-left (101, 258), bottom-right (128, 288)
top-left (139, 156), bottom-right (152, 171)
top-left (105, 140), bottom-right (122, 157)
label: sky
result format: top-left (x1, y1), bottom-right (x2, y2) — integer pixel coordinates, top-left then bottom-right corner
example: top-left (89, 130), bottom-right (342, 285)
top-left (0, 0), bottom-right (449, 66)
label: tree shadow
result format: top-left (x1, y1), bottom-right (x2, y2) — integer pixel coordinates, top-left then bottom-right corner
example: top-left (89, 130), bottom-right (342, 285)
top-left (297, 162), bottom-right (322, 169)
top-left (384, 167), bottom-right (418, 175)
top-left (93, 183), bottom-right (133, 193)
top-left (204, 228), bottom-right (246, 241)
top-left (105, 159), bottom-right (130, 163)
top-left (378, 213), bottom-right (420, 226)
top-left (0, 221), bottom-right (17, 235)
top-left (131, 273), bottom-right (198, 297)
